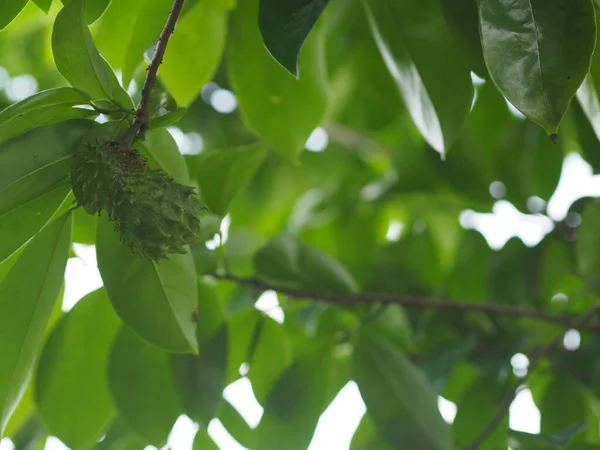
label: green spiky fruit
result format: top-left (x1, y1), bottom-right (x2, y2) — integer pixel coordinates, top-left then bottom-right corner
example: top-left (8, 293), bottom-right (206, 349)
top-left (71, 139), bottom-right (203, 261)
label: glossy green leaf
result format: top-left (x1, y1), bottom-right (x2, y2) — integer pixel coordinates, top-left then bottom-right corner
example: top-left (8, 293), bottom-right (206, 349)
top-left (149, 108), bottom-right (187, 130)
top-left (228, 0), bottom-right (328, 162)
top-left (0, 120), bottom-right (94, 217)
top-left (353, 332), bottom-right (451, 450)
top-left (0, 0), bottom-right (28, 30)
top-left (478, 0), bottom-right (596, 134)
top-left (96, 217), bottom-right (199, 354)
top-left (364, 0), bottom-right (473, 155)
top-left (61, 0), bottom-right (110, 23)
top-left (0, 183), bottom-right (70, 264)
top-left (256, 340), bottom-right (333, 450)
top-left (93, 0), bottom-right (173, 87)
top-left (576, 203), bottom-right (600, 284)
top-left (52, 0), bottom-right (133, 109)
top-left (159, 0), bottom-right (229, 106)
top-left (194, 144), bottom-right (267, 216)
top-left (218, 401), bottom-right (255, 449)
top-left (171, 326), bottom-right (228, 424)
top-left (0, 213), bottom-right (71, 435)
top-left (254, 236), bottom-right (358, 295)
top-left (107, 327), bottom-right (182, 446)
top-left (193, 427), bottom-right (219, 450)
top-left (258, 0), bottom-right (329, 76)
top-left (32, 0), bottom-right (53, 13)
top-left (350, 413), bottom-right (392, 450)
top-left (247, 317), bottom-right (293, 403)
top-left (453, 376), bottom-right (508, 449)
top-left (0, 88), bottom-right (95, 145)
top-left (35, 288), bottom-right (120, 448)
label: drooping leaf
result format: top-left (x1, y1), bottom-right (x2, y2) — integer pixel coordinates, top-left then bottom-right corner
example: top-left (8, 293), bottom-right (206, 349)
top-left (540, 377), bottom-right (587, 440)
top-left (364, 0), bottom-right (474, 155)
top-left (254, 236), bottom-right (358, 295)
top-left (171, 326), bottom-right (229, 424)
top-left (34, 288), bottom-right (120, 448)
top-left (107, 327), bottom-right (182, 446)
top-left (0, 0), bottom-right (29, 30)
top-left (192, 427), bottom-right (219, 450)
top-left (255, 340), bottom-right (333, 450)
top-left (159, 0), bottom-right (230, 106)
top-left (0, 213), bottom-right (72, 434)
top-left (138, 128), bottom-right (190, 184)
top-left (52, 0), bottom-right (133, 109)
top-left (453, 376), bottom-right (508, 449)
top-left (258, 0), bottom-right (329, 76)
top-left (227, 308), bottom-right (262, 382)
top-left (247, 317), bottom-right (293, 403)
top-left (478, 0), bottom-right (596, 135)
top-left (353, 332), bottom-right (451, 450)
top-left (350, 413), bottom-right (392, 450)
top-left (194, 144), bottom-right (267, 216)
top-left (218, 400), bottom-right (255, 449)
top-left (96, 217), bottom-right (199, 354)
top-left (96, 417), bottom-right (147, 450)
top-left (228, 0), bottom-right (328, 162)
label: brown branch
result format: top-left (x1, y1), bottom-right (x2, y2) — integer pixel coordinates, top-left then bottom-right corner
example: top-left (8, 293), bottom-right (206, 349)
top-left (465, 303), bottom-right (600, 450)
top-left (121, 0), bottom-right (185, 147)
top-left (212, 273), bottom-right (600, 334)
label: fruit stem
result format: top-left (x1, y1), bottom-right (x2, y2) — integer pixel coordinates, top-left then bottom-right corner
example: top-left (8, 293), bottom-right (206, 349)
top-left (121, 0), bottom-right (185, 147)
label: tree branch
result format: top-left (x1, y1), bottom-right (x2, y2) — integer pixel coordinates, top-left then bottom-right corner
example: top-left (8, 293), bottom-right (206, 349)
top-left (212, 273), bottom-right (600, 334)
top-left (121, 0), bottom-right (185, 147)
top-left (465, 303), bottom-right (600, 450)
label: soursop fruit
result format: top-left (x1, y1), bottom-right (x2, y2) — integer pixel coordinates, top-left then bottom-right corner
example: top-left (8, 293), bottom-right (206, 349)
top-left (71, 139), bottom-right (202, 260)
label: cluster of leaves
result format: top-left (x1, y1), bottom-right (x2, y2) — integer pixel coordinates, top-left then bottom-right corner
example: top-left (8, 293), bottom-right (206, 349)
top-left (3, 0), bottom-right (600, 449)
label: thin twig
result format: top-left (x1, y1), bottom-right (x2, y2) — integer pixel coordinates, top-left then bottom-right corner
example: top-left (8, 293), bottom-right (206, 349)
top-left (465, 304), bottom-right (600, 450)
top-left (121, 0), bottom-right (185, 147)
top-left (212, 273), bottom-right (600, 334)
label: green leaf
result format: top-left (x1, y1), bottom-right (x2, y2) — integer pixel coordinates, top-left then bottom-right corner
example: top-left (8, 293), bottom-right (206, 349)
top-left (52, 0), bottom-right (133, 109)
top-left (96, 217), bottom-right (199, 354)
top-left (194, 144), bottom-right (267, 216)
top-left (193, 427), bottom-right (219, 450)
top-left (192, 245), bottom-right (218, 276)
top-left (478, 0), bottom-right (596, 135)
top-left (138, 128), bottom-right (190, 184)
top-left (159, 0), bottom-right (229, 106)
top-left (171, 326), bottom-right (228, 424)
top-left (61, 0), bottom-right (110, 23)
top-left (0, 213), bottom-right (72, 435)
top-left (34, 288), bottom-right (120, 448)
top-left (258, 0), bottom-right (329, 77)
top-left (254, 236), bottom-right (358, 295)
top-left (107, 327), bottom-right (182, 446)
top-left (540, 377), bottom-right (587, 439)
top-left (228, 0), bottom-right (328, 162)
top-left (576, 203), bottom-right (600, 284)
top-left (353, 332), bottom-right (451, 450)
top-left (247, 317), bottom-right (293, 403)
top-left (72, 205), bottom-right (98, 245)
top-left (0, 0), bottom-right (28, 30)
top-left (32, 0), bottom-right (53, 13)
top-left (509, 424), bottom-right (587, 450)
top-left (196, 280), bottom-right (225, 344)
top-left (225, 228), bottom-right (267, 278)
top-left (96, 417), bottom-right (147, 450)
top-left (227, 308), bottom-right (262, 381)
top-left (0, 183), bottom-right (70, 264)
top-left (256, 340), bottom-right (333, 450)
top-left (350, 413), bottom-right (392, 450)
top-left (149, 108), bottom-right (187, 130)
top-left (0, 88), bottom-right (95, 145)
top-left (453, 376), bottom-right (508, 449)
top-left (218, 401), bottom-right (255, 449)
top-left (364, 0), bottom-right (473, 155)
top-left (93, 0), bottom-right (172, 87)
top-left (0, 120), bottom-right (94, 219)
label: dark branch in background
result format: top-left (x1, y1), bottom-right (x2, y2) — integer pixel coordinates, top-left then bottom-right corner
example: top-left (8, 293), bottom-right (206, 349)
top-left (121, 0), bottom-right (185, 147)
top-left (465, 303), bottom-right (600, 450)
top-left (213, 273), bottom-right (600, 334)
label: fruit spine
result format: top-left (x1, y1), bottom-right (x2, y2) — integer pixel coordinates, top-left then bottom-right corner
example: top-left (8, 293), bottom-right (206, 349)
top-left (71, 140), bottom-right (202, 261)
